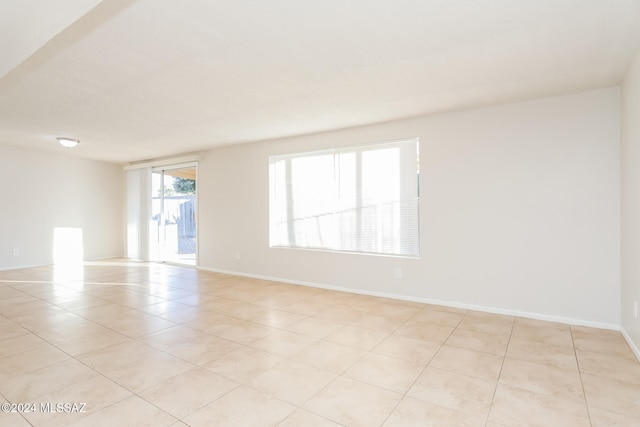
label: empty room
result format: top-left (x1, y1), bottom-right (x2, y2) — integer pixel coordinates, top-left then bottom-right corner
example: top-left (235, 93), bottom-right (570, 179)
top-left (1, 1), bottom-right (640, 426)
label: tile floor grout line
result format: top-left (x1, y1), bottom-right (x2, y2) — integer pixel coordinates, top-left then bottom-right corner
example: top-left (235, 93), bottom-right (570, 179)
top-left (571, 325), bottom-right (594, 427)
top-left (376, 340), bottom-right (438, 427)
top-left (484, 317), bottom-right (514, 427)
top-left (0, 317), bottom-right (139, 425)
top-left (3, 262), bottom-right (640, 425)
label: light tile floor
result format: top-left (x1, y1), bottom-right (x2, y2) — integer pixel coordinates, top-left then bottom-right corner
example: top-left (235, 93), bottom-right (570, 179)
top-left (0, 260), bottom-right (639, 427)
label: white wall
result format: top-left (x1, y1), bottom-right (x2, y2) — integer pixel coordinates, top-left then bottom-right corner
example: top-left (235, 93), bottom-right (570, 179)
top-left (199, 88), bottom-right (621, 327)
top-left (622, 51), bottom-right (640, 355)
top-left (0, 145), bottom-right (125, 269)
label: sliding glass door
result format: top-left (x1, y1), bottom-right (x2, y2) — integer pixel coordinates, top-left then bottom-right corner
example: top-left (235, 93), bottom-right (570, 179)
top-left (151, 164), bottom-right (197, 266)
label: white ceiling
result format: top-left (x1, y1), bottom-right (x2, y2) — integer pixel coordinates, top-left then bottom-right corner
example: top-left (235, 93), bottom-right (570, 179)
top-left (1, 0), bottom-right (640, 164)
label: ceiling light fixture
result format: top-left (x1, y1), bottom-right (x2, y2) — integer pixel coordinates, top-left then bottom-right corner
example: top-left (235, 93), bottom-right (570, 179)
top-left (57, 137), bottom-right (79, 148)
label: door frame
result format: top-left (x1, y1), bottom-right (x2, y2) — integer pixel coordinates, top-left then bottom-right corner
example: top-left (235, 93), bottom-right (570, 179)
top-left (151, 162), bottom-right (198, 266)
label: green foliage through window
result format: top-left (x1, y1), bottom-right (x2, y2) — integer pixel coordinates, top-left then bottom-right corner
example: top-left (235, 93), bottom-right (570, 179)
top-left (173, 177), bottom-right (196, 194)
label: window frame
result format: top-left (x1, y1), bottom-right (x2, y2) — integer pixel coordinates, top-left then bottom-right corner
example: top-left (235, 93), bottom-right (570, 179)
top-left (269, 138), bottom-right (420, 258)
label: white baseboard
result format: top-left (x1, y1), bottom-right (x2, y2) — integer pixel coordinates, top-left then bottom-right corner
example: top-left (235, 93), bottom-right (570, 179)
top-left (0, 254), bottom-right (127, 272)
top-left (87, 254), bottom-right (127, 261)
top-left (621, 328), bottom-right (640, 362)
top-left (0, 263), bottom-right (44, 272)
top-left (198, 266), bottom-right (620, 331)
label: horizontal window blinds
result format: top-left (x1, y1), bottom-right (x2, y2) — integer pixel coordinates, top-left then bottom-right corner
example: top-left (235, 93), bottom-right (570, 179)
top-left (269, 138), bottom-right (420, 257)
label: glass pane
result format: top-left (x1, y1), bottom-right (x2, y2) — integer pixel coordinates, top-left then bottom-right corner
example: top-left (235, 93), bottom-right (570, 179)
top-left (269, 138), bottom-right (419, 257)
top-left (152, 167), bottom-right (197, 265)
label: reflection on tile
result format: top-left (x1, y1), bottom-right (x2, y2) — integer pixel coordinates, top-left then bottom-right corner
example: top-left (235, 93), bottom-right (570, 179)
top-left (250, 309), bottom-right (307, 328)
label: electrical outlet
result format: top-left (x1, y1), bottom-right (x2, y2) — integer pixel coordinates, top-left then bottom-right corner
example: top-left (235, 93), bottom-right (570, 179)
top-left (235, 251), bottom-right (241, 260)
top-left (12, 248), bottom-right (20, 256)
top-left (394, 268), bottom-right (402, 279)
top-left (634, 300), bottom-right (638, 320)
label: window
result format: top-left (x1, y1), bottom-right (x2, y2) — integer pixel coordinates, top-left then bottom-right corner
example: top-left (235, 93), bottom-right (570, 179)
top-left (269, 138), bottom-right (420, 257)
